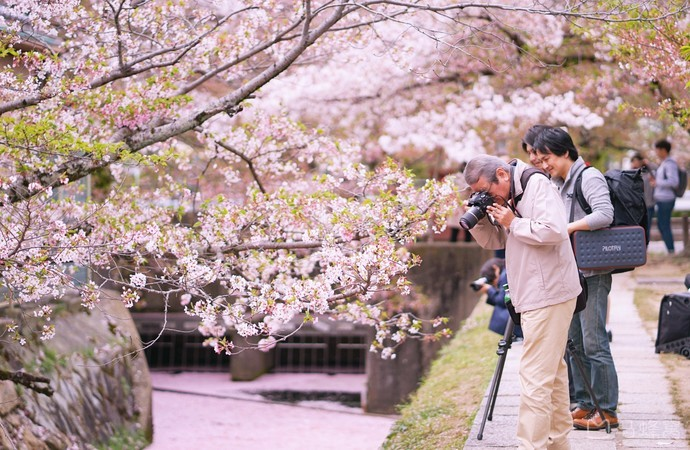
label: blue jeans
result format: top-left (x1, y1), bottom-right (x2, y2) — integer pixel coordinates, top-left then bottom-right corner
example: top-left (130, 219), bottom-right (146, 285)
top-left (568, 273), bottom-right (618, 415)
top-left (656, 199), bottom-right (676, 253)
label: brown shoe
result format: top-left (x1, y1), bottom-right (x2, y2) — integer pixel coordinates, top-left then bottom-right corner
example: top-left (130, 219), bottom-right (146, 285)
top-left (573, 410), bottom-right (619, 430)
top-left (571, 407), bottom-right (592, 420)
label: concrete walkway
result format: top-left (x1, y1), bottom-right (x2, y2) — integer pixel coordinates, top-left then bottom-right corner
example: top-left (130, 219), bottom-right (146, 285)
top-left (465, 272), bottom-right (689, 449)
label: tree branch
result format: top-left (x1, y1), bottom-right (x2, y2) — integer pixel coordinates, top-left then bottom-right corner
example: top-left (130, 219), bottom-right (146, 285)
top-left (0, 369), bottom-right (53, 397)
top-left (0, 8), bottom-right (237, 116)
top-left (215, 141), bottom-right (266, 194)
top-left (362, 0), bottom-right (690, 23)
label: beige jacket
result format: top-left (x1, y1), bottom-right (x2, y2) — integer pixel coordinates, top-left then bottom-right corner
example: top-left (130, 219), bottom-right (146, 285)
top-left (469, 160), bottom-right (582, 313)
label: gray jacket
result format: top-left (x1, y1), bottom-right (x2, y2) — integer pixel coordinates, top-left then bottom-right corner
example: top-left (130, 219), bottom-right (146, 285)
top-left (469, 160), bottom-right (582, 313)
top-left (551, 157), bottom-right (614, 277)
top-left (653, 158), bottom-right (679, 202)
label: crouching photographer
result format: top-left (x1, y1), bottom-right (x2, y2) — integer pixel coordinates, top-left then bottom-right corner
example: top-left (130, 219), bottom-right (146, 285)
top-left (472, 257), bottom-right (523, 339)
top-left (462, 155), bottom-right (581, 449)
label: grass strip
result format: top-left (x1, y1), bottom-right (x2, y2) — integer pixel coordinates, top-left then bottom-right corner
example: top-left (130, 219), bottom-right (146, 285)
top-left (383, 302), bottom-right (500, 450)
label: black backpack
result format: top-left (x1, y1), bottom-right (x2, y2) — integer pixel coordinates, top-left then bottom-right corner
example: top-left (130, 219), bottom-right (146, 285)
top-left (676, 165), bottom-right (688, 198)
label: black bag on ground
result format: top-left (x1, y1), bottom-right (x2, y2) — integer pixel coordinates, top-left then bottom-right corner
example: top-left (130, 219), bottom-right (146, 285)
top-left (655, 293), bottom-right (690, 358)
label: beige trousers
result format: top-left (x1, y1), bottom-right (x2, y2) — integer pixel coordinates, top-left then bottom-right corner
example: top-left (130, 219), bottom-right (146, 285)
top-left (517, 298), bottom-right (576, 450)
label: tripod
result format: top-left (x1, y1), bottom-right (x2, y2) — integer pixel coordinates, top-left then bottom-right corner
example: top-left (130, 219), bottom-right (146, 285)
top-left (477, 318), bottom-right (515, 440)
top-left (476, 322), bottom-right (611, 440)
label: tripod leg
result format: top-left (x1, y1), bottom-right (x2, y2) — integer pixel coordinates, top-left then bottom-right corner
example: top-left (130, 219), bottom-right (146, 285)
top-left (487, 324), bottom-right (514, 420)
top-left (477, 320), bottom-right (515, 440)
top-left (566, 338), bottom-right (611, 433)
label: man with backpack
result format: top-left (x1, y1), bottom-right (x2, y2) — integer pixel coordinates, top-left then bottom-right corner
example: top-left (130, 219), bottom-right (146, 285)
top-left (533, 127), bottom-right (619, 432)
top-left (652, 139), bottom-right (679, 254)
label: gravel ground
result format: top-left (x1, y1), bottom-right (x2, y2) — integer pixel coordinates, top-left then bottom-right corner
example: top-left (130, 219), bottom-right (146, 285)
top-left (146, 372), bottom-right (397, 450)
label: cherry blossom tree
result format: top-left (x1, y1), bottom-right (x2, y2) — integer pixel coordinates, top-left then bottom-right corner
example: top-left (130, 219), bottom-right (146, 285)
top-left (260, 2), bottom-right (690, 170)
top-left (1, 0), bottom-right (689, 389)
top-left (588, 5), bottom-right (690, 144)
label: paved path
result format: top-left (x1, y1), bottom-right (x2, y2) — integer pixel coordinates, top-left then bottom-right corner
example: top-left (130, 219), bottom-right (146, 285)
top-left (465, 272), bottom-right (689, 449)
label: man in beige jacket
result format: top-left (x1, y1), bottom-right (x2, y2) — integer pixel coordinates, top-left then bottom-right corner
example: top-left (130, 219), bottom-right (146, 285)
top-left (463, 155), bottom-right (581, 450)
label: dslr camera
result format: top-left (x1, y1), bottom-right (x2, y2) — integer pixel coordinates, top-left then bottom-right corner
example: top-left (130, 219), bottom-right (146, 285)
top-left (459, 191), bottom-right (494, 230)
top-left (469, 276), bottom-right (490, 291)
top-left (469, 256), bottom-right (504, 291)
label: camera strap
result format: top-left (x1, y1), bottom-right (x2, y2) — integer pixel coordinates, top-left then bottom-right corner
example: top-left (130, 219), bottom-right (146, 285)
top-left (506, 166), bottom-right (524, 219)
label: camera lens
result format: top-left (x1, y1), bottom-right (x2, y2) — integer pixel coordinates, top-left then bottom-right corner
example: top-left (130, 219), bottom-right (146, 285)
top-left (470, 277), bottom-right (488, 291)
top-left (459, 206), bottom-right (486, 231)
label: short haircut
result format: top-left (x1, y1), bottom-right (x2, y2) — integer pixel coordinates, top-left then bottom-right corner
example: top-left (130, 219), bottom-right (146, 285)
top-left (631, 152), bottom-right (644, 162)
top-left (464, 155), bottom-right (510, 185)
top-left (533, 127), bottom-right (579, 161)
top-left (521, 124), bottom-right (551, 152)
top-left (655, 139), bottom-right (672, 153)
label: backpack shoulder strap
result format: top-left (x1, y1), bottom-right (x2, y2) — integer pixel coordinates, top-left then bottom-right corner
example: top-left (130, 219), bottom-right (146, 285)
top-left (515, 167), bottom-right (548, 206)
top-left (519, 168), bottom-right (548, 190)
top-left (571, 166), bottom-right (593, 222)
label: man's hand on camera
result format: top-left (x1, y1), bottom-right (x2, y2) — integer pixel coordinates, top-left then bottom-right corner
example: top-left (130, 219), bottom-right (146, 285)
top-left (486, 204), bottom-right (515, 228)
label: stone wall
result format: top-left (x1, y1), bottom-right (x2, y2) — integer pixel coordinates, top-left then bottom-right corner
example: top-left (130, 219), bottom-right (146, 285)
top-left (0, 293), bottom-right (152, 449)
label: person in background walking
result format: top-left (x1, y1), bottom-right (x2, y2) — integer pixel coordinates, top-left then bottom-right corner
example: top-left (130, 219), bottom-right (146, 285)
top-left (651, 139), bottom-right (678, 254)
top-left (630, 152), bottom-right (656, 234)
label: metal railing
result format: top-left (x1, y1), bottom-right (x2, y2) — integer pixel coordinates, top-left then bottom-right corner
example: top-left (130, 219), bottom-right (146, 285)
top-left (272, 330), bottom-right (368, 374)
top-left (132, 313), bottom-right (369, 374)
top-left (133, 313), bottom-right (230, 372)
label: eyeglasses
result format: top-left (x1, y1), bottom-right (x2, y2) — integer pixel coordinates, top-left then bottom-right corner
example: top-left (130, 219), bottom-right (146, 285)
top-left (474, 179), bottom-right (498, 199)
